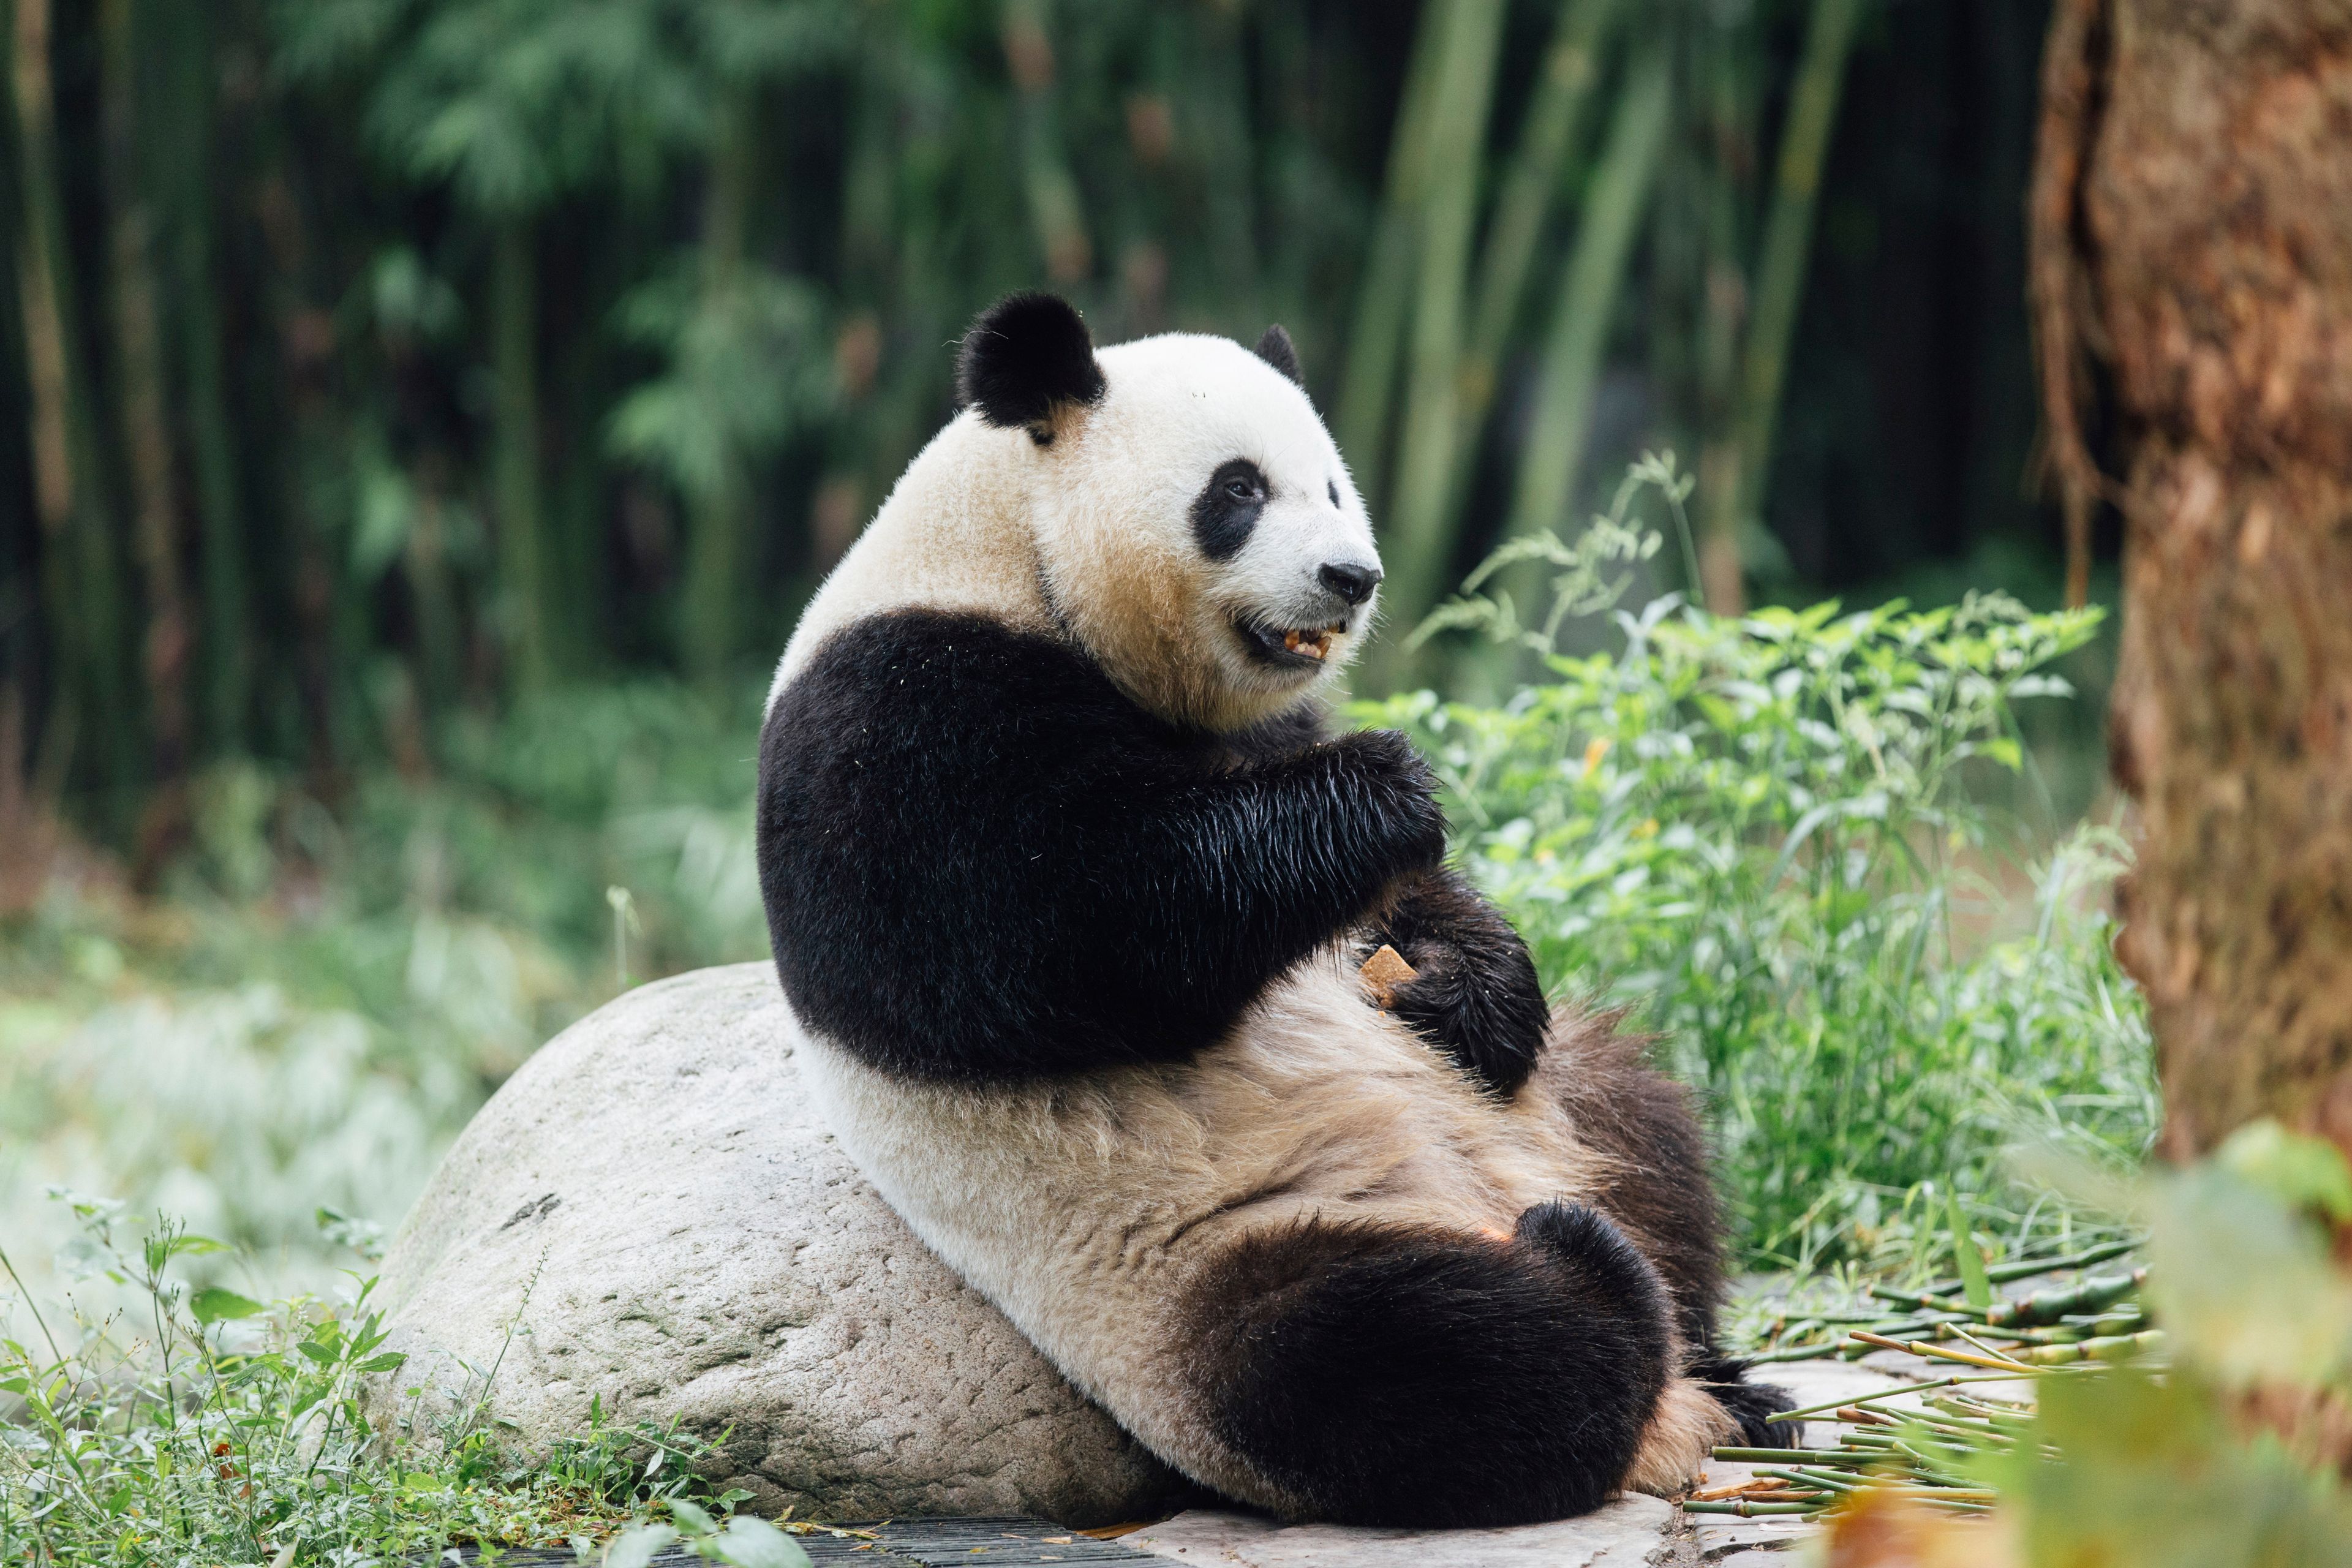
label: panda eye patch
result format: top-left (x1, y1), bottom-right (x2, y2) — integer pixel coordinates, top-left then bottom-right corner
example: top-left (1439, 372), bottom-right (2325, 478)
top-left (1191, 458), bottom-right (1270, 562)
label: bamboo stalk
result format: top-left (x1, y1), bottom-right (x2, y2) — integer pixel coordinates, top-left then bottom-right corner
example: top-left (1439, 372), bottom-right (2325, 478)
top-left (102, 0), bottom-right (194, 876)
top-left (1370, 0), bottom-right (1509, 679)
top-left (1970, 1237), bottom-right (2141, 1289)
top-left (1001, 0), bottom-right (1091, 285)
top-left (1493, 41), bottom-right (1673, 607)
top-left (1849, 1330), bottom-right (2030, 1371)
top-left (1760, 1465), bottom-right (1860, 1494)
top-left (1692, 10), bottom-right (1754, 614)
top-left (160, 0), bottom-right (249, 752)
top-left (678, 88), bottom-right (755, 687)
top-left (1838, 1406), bottom-right (1902, 1427)
top-left (1767, 1369), bottom-right (2093, 1425)
top-left (12, 0), bottom-right (132, 783)
top-left (2006, 1330), bottom-right (2162, 1366)
top-left (1982, 1271), bottom-right (2145, 1329)
top-left (1887, 1237), bottom-right (2141, 1306)
top-left (492, 216), bottom-right (549, 692)
top-left (1461, 0), bottom-right (1624, 386)
top-left (1441, 0), bottom-right (1627, 513)
top-left (1700, 0), bottom-right (1866, 612)
top-left (1335, 5), bottom-right (1447, 505)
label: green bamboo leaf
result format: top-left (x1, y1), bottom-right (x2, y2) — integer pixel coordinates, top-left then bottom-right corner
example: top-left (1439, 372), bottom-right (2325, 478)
top-left (708, 1517), bottom-right (812, 1568)
top-left (190, 1287), bottom-right (265, 1324)
top-left (1945, 1192), bottom-right (1993, 1311)
top-left (603, 1525), bottom-right (677, 1568)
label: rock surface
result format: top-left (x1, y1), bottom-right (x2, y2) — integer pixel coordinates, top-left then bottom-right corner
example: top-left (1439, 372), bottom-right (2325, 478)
top-left (1126, 1496), bottom-right (1677, 1567)
top-left (366, 963), bottom-right (1189, 1526)
top-left (1120, 1362), bottom-right (1915, 1567)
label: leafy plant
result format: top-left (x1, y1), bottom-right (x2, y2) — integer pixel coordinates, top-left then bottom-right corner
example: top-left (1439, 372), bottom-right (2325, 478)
top-left (1361, 458), bottom-right (2152, 1262)
top-left (0, 1197), bottom-right (739, 1566)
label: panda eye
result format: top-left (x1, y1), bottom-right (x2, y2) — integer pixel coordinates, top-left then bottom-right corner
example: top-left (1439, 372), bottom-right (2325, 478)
top-left (1224, 476), bottom-right (1259, 502)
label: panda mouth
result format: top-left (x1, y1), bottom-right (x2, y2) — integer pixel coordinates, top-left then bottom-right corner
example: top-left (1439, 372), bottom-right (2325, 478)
top-left (1238, 617), bottom-right (1349, 668)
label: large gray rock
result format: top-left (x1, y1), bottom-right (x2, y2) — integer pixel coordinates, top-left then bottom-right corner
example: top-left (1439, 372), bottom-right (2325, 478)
top-left (367, 962), bottom-right (1189, 1526)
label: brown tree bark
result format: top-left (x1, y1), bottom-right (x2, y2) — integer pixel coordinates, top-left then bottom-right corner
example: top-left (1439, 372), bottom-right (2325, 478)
top-left (2034, 0), bottom-right (2352, 1161)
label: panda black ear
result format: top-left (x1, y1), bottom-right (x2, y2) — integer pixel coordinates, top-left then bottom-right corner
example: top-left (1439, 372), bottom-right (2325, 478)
top-left (957, 292), bottom-right (1106, 441)
top-left (1253, 325), bottom-right (1304, 388)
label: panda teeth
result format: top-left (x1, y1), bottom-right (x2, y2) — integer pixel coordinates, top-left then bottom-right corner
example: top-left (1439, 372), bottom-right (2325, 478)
top-left (1283, 627), bottom-right (1335, 661)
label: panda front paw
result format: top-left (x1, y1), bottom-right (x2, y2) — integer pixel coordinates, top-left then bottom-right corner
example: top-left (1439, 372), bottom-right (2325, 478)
top-left (1369, 869), bottom-right (1550, 1096)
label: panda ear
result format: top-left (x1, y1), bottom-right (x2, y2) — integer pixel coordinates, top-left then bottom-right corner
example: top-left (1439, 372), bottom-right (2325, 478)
top-left (957, 292), bottom-right (1106, 442)
top-left (1253, 325), bottom-right (1304, 389)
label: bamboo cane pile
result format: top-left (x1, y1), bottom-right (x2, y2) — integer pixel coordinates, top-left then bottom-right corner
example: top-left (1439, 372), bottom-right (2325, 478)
top-left (1683, 1237), bottom-right (2154, 1521)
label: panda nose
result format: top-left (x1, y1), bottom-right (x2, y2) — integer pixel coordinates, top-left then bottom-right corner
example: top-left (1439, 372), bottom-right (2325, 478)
top-left (1318, 561), bottom-right (1382, 606)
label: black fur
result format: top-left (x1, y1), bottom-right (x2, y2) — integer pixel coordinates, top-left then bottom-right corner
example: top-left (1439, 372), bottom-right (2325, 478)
top-left (1189, 458), bottom-right (1268, 561)
top-left (957, 292), bottom-right (1106, 439)
top-left (1538, 1014), bottom-right (1794, 1442)
top-left (1366, 867), bottom-right (1551, 1096)
top-left (1222, 698), bottom-right (1331, 763)
top-left (757, 610), bottom-right (1447, 1081)
top-left (1696, 1354), bottom-right (1798, 1447)
top-left (1185, 1200), bottom-right (1672, 1527)
top-left (1253, 323), bottom-right (1304, 388)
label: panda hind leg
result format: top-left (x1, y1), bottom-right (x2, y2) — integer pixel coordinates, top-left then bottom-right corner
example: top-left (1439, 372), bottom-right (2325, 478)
top-left (1695, 1356), bottom-right (1798, 1447)
top-left (1539, 1009), bottom-right (1796, 1448)
top-left (1180, 1201), bottom-right (1679, 1528)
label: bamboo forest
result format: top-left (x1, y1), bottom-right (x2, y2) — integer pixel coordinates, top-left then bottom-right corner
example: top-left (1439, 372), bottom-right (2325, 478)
top-left (2, 1), bottom-right (2073, 856)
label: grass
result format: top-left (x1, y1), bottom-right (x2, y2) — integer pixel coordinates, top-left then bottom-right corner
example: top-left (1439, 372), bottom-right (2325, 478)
top-left (0, 1196), bottom-right (801, 1566)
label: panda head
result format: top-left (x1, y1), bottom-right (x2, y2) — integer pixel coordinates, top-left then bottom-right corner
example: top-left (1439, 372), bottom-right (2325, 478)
top-left (958, 292), bottom-right (1382, 733)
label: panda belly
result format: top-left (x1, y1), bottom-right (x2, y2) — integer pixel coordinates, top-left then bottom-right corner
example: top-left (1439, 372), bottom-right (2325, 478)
top-left (786, 946), bottom-right (1723, 1519)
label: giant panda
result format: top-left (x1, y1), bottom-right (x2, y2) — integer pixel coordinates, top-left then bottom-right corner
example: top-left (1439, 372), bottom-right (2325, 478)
top-left (755, 292), bottom-right (1791, 1529)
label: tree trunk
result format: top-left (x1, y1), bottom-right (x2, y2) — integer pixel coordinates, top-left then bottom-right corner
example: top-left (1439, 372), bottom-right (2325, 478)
top-left (2035, 0), bottom-right (2352, 1159)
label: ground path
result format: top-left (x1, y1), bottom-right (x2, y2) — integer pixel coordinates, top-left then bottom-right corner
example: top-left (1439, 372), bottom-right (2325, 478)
top-left (453, 1361), bottom-right (1926, 1567)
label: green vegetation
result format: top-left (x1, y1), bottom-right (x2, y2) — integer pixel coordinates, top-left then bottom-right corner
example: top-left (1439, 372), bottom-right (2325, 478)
top-left (0, 1197), bottom-right (801, 1566)
top-left (1363, 459), bottom-right (2153, 1264)
top-left (1, 452), bottom-right (2150, 1557)
top-left (1, 682), bottom-right (769, 1292)
top-left (1695, 1124), bottom-right (2352, 1564)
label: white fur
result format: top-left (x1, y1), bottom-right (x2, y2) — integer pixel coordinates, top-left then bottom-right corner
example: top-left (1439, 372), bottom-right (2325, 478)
top-left (774, 333), bottom-right (1378, 733)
